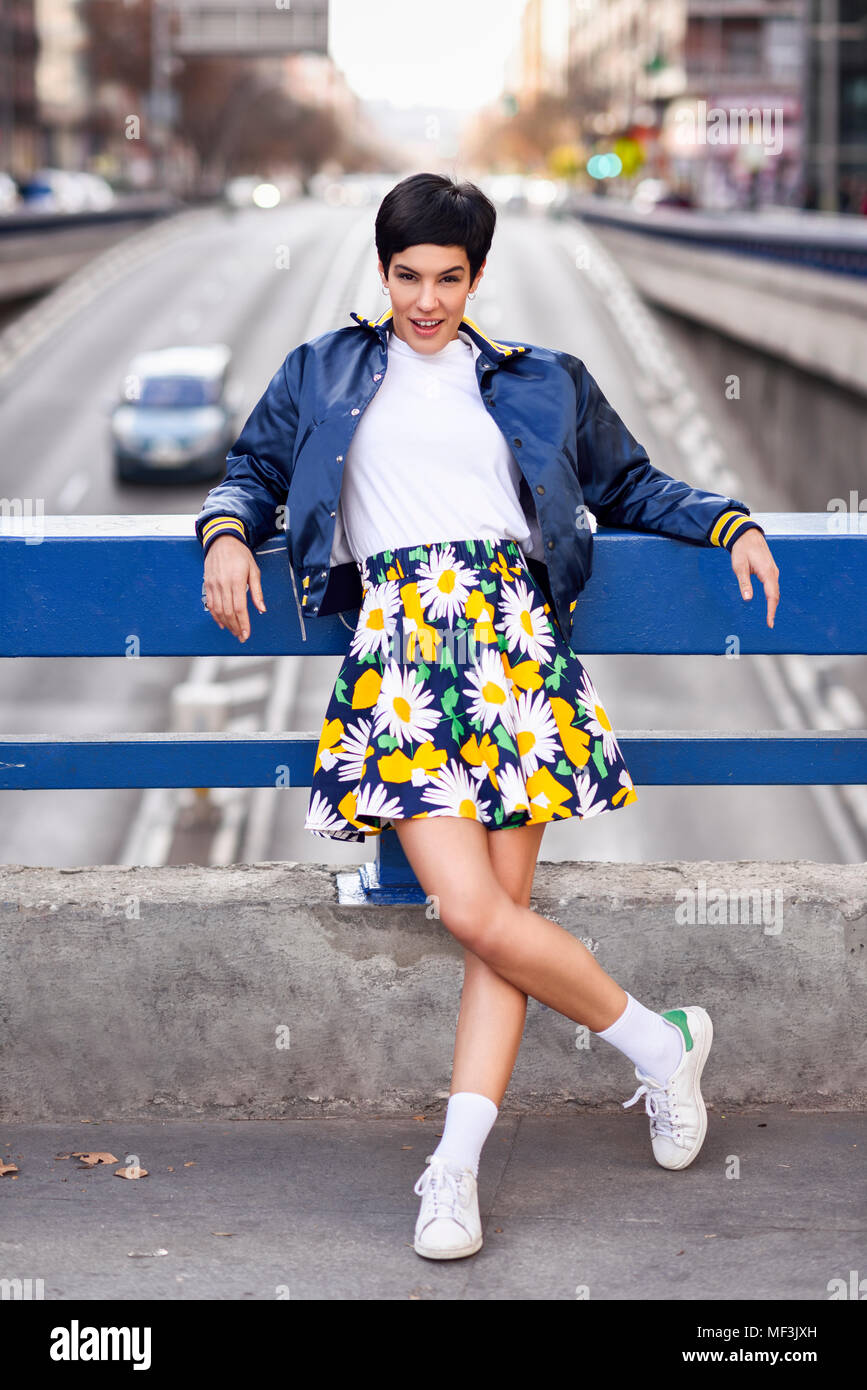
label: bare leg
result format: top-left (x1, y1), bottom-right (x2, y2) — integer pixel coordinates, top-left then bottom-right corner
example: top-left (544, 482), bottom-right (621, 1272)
top-left (395, 816), bottom-right (627, 1032)
top-left (450, 822), bottom-right (545, 1107)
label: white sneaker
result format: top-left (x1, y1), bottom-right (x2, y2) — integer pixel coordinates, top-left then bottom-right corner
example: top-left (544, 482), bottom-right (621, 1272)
top-left (413, 1154), bottom-right (483, 1260)
top-left (622, 1006), bottom-right (713, 1171)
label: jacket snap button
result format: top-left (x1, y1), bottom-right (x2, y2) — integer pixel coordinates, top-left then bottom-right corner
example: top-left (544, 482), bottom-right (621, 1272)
top-left (547, 539), bottom-right (555, 550)
top-left (330, 510), bottom-right (336, 517)
top-left (336, 455), bottom-right (343, 462)
top-left (536, 485), bottom-right (545, 495)
top-left (373, 373), bottom-right (382, 381)
top-left (311, 606), bottom-right (318, 613)
top-left (513, 438), bottom-right (522, 447)
top-left (351, 407), bottom-right (360, 416)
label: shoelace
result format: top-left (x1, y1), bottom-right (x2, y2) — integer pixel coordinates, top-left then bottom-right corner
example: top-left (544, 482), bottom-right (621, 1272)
top-left (622, 1077), bottom-right (681, 1141)
top-left (413, 1158), bottom-right (465, 1218)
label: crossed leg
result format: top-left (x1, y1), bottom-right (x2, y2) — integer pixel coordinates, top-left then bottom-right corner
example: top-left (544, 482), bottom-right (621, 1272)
top-left (448, 821), bottom-right (545, 1107)
top-left (394, 815), bottom-right (628, 1040)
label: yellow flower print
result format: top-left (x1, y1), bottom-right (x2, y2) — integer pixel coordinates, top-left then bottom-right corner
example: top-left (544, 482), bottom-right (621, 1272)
top-left (464, 587), bottom-right (497, 644)
top-left (459, 730), bottom-right (501, 780)
top-left (352, 667), bottom-right (382, 709)
top-left (612, 769), bottom-right (638, 806)
top-left (313, 716), bottom-right (344, 775)
top-left (525, 765), bottom-right (573, 820)
top-left (377, 742), bottom-right (449, 784)
top-left (491, 548), bottom-right (521, 585)
top-left (401, 581), bottom-right (440, 662)
top-left (500, 651), bottom-right (544, 692)
top-left (548, 695), bottom-right (592, 768)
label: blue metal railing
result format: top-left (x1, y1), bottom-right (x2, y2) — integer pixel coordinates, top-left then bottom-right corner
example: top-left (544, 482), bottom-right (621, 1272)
top-left (1, 512), bottom-right (865, 901)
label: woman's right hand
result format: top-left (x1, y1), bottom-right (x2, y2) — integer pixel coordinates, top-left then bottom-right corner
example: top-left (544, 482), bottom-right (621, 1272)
top-left (203, 534), bottom-right (266, 643)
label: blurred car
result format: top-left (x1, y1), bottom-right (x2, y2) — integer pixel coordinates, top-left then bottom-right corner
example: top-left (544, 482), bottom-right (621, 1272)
top-left (18, 168), bottom-right (115, 212)
top-left (0, 171), bottom-right (19, 213)
top-left (110, 344), bottom-right (241, 484)
top-left (223, 176), bottom-right (276, 209)
top-left (483, 174), bottom-right (529, 212)
top-left (524, 176), bottom-right (559, 212)
top-left (631, 178), bottom-right (695, 212)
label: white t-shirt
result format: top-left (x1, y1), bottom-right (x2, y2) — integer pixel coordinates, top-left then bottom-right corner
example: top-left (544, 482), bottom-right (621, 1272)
top-left (331, 323), bottom-right (538, 566)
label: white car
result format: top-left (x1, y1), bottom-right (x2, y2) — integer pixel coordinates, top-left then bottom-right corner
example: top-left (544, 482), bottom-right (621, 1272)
top-left (19, 168), bottom-right (115, 213)
top-left (110, 344), bottom-right (240, 484)
top-left (0, 171), bottom-right (19, 213)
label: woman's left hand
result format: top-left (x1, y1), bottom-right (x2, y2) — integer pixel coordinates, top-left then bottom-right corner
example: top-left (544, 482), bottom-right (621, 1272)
top-left (730, 529), bottom-right (780, 628)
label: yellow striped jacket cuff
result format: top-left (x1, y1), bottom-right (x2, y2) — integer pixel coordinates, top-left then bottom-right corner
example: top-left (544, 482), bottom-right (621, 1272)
top-left (708, 509), bottom-right (764, 552)
top-left (200, 515), bottom-right (248, 554)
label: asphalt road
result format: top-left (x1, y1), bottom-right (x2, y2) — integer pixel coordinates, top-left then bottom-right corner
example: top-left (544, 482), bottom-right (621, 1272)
top-left (1, 1108), bottom-right (863, 1304)
top-left (0, 197), bottom-right (861, 867)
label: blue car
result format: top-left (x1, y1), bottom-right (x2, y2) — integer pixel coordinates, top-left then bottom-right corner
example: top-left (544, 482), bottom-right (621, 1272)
top-left (111, 344), bottom-right (241, 484)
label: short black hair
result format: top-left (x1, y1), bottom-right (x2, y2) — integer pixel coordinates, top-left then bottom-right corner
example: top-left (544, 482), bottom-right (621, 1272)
top-left (375, 172), bottom-right (496, 287)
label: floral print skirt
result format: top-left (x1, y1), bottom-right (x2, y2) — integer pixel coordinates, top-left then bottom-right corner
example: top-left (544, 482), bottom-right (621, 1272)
top-left (303, 536), bottom-right (638, 842)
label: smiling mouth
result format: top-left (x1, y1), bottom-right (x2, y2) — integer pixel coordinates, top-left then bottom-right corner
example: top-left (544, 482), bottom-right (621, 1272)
top-left (410, 318), bottom-right (444, 327)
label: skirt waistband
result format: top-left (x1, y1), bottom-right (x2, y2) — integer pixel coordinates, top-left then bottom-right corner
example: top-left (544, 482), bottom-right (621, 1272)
top-left (356, 536), bottom-right (526, 572)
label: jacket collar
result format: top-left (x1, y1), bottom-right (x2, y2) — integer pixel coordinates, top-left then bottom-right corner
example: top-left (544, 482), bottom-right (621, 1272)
top-left (349, 306), bottom-right (532, 365)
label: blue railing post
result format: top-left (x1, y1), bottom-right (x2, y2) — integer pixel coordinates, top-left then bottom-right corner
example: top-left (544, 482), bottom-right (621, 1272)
top-left (338, 826), bottom-right (428, 906)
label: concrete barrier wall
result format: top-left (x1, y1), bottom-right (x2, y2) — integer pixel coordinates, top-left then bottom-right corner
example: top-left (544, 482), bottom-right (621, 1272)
top-left (1, 860), bottom-right (864, 1121)
top-left (583, 224), bottom-right (867, 509)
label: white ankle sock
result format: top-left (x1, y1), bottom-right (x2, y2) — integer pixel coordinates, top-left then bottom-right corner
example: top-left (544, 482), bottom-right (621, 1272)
top-left (593, 992), bottom-right (684, 1084)
top-left (431, 1091), bottom-right (498, 1179)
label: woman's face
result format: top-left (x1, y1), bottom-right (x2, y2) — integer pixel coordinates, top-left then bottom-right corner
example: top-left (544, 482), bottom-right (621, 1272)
top-left (379, 244), bottom-right (484, 353)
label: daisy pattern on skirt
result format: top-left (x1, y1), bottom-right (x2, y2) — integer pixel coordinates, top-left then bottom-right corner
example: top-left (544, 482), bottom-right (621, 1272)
top-left (575, 670), bottom-right (620, 765)
top-left (612, 767), bottom-right (638, 806)
top-left (349, 782), bottom-right (405, 824)
top-left (513, 688), bottom-right (560, 775)
top-left (462, 647), bottom-right (517, 735)
top-left (495, 761), bottom-right (532, 817)
top-left (349, 579), bottom-right (401, 662)
top-left (372, 660), bottom-right (442, 747)
top-left (420, 758), bottom-right (493, 821)
top-left (415, 543), bottom-right (480, 624)
top-left (305, 789), bottom-right (351, 837)
top-left (499, 578), bottom-right (557, 665)
top-left (332, 716), bottom-right (374, 783)
top-left (309, 538), bottom-right (639, 843)
top-left (573, 769), bottom-right (609, 816)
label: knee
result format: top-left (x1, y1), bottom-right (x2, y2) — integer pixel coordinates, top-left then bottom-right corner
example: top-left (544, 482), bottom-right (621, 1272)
top-left (437, 891), bottom-right (514, 959)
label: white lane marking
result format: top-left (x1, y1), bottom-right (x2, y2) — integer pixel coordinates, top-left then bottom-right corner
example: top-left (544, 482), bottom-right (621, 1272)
top-left (56, 470), bottom-right (90, 511)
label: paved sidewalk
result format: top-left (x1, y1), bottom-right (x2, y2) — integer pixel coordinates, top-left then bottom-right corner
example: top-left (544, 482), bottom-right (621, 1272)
top-left (1, 1105), bottom-right (864, 1301)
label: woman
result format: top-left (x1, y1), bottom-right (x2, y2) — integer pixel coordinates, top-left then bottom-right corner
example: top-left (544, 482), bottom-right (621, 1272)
top-left (199, 172), bottom-right (780, 1263)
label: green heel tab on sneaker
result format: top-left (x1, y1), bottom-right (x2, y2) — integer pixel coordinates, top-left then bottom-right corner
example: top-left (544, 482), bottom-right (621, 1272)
top-left (662, 1009), bottom-right (694, 1051)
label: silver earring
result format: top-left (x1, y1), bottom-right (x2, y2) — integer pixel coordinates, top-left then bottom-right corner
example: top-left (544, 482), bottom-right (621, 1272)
top-left (467, 291), bottom-right (476, 299)
top-left (381, 284), bottom-right (389, 295)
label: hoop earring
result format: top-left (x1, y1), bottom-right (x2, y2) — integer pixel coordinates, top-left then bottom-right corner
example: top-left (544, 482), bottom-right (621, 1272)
top-left (467, 291), bottom-right (476, 299)
top-left (381, 284), bottom-right (389, 295)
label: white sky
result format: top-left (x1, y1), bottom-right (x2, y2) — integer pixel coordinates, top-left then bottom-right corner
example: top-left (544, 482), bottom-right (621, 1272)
top-left (328, 0), bottom-right (527, 110)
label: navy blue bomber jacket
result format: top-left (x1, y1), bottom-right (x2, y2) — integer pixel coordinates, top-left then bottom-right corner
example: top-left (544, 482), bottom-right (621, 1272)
top-left (194, 306), bottom-right (764, 645)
